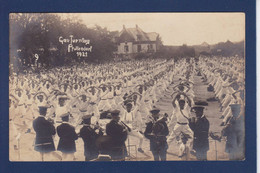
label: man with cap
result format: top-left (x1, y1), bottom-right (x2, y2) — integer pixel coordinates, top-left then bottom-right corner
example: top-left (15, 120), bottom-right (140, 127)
top-left (188, 106), bottom-right (209, 161)
top-left (33, 106), bottom-right (57, 161)
top-left (106, 110), bottom-right (128, 161)
top-left (57, 113), bottom-right (78, 161)
top-left (79, 114), bottom-right (104, 161)
top-left (144, 108), bottom-right (169, 161)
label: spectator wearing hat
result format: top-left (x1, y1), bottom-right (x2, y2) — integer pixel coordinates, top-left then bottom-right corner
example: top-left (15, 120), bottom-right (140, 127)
top-left (144, 108), bottom-right (169, 161)
top-left (189, 106), bottom-right (209, 161)
top-left (33, 106), bottom-right (57, 161)
top-left (106, 110), bottom-right (128, 161)
top-left (79, 114), bottom-right (103, 161)
top-left (57, 113), bottom-right (78, 161)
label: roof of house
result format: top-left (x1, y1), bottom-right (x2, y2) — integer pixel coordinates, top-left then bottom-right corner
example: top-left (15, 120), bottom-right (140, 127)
top-left (146, 32), bottom-right (159, 41)
top-left (116, 25), bottom-right (159, 43)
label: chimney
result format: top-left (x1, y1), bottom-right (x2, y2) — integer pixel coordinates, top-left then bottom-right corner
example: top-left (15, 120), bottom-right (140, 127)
top-left (123, 25), bottom-right (126, 30)
top-left (136, 24), bottom-right (138, 29)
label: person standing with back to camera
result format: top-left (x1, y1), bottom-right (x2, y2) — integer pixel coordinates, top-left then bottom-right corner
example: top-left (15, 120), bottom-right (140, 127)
top-left (57, 113), bottom-right (78, 161)
top-left (79, 114), bottom-right (104, 161)
top-left (33, 106), bottom-right (56, 161)
top-left (106, 110), bottom-right (128, 161)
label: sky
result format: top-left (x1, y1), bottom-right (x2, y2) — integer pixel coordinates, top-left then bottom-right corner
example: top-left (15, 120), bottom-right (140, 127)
top-left (66, 13), bottom-right (245, 46)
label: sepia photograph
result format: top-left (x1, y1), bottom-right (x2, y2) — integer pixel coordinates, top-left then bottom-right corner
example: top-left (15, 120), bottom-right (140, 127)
top-left (9, 13), bottom-right (245, 161)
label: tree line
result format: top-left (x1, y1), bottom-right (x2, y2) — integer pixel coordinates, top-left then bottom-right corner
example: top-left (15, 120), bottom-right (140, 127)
top-left (9, 13), bottom-right (244, 73)
top-left (10, 13), bottom-right (117, 72)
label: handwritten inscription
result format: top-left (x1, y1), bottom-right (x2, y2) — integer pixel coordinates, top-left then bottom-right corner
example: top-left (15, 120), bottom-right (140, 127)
top-left (59, 35), bottom-right (92, 57)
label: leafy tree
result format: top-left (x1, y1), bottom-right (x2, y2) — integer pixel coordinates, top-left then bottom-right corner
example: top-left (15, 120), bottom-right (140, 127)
top-left (10, 13), bottom-right (117, 72)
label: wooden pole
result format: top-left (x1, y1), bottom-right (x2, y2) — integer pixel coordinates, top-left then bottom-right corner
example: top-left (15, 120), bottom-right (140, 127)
top-left (128, 137), bottom-right (130, 157)
top-left (17, 139), bottom-right (20, 160)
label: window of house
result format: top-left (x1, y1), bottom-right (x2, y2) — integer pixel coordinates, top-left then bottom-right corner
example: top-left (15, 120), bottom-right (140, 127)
top-left (124, 45), bottom-right (129, 52)
top-left (148, 44), bottom-right (154, 52)
top-left (138, 45), bottom-right (141, 52)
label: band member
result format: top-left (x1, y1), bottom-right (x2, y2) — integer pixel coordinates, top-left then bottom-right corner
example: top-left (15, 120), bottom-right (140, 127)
top-left (106, 110), bottom-right (128, 161)
top-left (221, 104), bottom-right (245, 160)
top-left (144, 108), bottom-right (169, 161)
top-left (57, 113), bottom-right (78, 161)
top-left (33, 106), bottom-right (56, 161)
top-left (79, 114), bottom-right (103, 161)
top-left (188, 106), bottom-right (209, 161)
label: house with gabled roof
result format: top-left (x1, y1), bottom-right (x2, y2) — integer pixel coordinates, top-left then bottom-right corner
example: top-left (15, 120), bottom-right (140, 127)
top-left (114, 25), bottom-right (160, 56)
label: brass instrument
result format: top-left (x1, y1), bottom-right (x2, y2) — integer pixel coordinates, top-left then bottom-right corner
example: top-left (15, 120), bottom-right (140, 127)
top-left (120, 121), bottom-right (132, 132)
top-left (91, 122), bottom-right (105, 132)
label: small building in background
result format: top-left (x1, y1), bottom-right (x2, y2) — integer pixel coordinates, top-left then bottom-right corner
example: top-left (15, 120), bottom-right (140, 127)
top-left (114, 25), bottom-right (160, 57)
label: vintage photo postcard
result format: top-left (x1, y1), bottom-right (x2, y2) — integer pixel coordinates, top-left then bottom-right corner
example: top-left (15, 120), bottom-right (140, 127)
top-left (9, 13), bottom-right (245, 161)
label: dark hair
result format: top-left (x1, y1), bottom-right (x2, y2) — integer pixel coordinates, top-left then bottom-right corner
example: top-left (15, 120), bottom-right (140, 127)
top-left (178, 99), bottom-right (185, 104)
top-left (61, 116), bottom-right (69, 122)
top-left (39, 107), bottom-right (47, 116)
top-left (82, 118), bottom-right (91, 124)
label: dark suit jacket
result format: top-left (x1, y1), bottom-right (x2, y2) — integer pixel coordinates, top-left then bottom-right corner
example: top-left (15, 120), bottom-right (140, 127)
top-left (80, 125), bottom-right (103, 159)
top-left (144, 121), bottom-right (169, 151)
top-left (57, 123), bottom-right (78, 153)
top-left (106, 120), bottom-right (127, 146)
top-left (189, 116), bottom-right (210, 152)
top-left (33, 116), bottom-right (56, 153)
top-left (106, 120), bottom-right (127, 160)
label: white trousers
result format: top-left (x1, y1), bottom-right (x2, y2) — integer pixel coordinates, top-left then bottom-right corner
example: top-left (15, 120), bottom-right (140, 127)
top-left (127, 130), bottom-right (144, 148)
